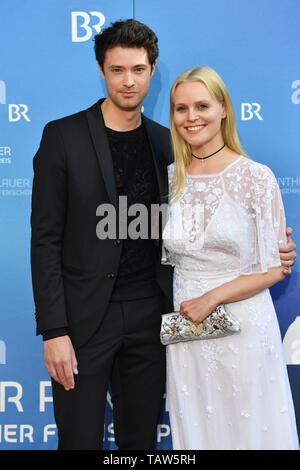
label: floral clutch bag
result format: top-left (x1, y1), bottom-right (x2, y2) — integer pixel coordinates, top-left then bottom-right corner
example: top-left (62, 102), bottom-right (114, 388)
top-left (160, 304), bottom-right (241, 345)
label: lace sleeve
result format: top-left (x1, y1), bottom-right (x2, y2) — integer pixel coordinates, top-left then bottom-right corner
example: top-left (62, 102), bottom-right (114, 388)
top-left (238, 163), bottom-right (287, 274)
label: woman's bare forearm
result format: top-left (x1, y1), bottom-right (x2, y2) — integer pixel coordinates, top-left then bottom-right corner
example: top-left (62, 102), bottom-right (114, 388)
top-left (208, 266), bottom-right (287, 308)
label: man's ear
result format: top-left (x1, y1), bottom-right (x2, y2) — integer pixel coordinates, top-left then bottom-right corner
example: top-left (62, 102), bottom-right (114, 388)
top-left (98, 62), bottom-right (105, 80)
top-left (150, 60), bottom-right (156, 78)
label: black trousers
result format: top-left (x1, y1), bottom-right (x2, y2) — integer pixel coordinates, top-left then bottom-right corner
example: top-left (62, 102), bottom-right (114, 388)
top-left (51, 293), bottom-right (166, 450)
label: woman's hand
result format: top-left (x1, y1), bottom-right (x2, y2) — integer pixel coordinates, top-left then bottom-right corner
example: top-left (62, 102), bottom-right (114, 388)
top-left (180, 292), bottom-right (217, 324)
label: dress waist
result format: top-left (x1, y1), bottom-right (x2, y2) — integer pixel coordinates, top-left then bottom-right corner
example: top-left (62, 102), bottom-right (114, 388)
top-left (174, 266), bottom-right (240, 281)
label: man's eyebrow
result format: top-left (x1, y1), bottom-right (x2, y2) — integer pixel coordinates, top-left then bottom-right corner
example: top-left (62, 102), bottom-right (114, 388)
top-left (108, 64), bottom-right (148, 68)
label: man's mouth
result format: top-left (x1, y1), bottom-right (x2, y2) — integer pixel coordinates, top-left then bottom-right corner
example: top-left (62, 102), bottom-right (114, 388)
top-left (121, 91), bottom-right (137, 97)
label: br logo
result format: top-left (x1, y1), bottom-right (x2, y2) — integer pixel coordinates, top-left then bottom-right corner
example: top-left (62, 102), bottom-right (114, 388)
top-left (0, 340), bottom-right (6, 365)
top-left (241, 103), bottom-right (263, 121)
top-left (283, 317), bottom-right (300, 365)
top-left (0, 80), bottom-right (30, 122)
top-left (71, 11), bottom-right (106, 42)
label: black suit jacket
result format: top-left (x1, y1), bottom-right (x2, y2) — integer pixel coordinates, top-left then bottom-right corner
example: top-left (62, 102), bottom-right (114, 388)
top-left (31, 100), bottom-right (174, 348)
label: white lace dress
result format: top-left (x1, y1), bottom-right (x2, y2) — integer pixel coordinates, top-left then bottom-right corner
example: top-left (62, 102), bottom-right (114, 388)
top-left (162, 156), bottom-right (299, 450)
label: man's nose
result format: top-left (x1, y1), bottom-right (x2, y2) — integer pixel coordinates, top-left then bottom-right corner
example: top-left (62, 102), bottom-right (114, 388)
top-left (123, 71), bottom-right (134, 87)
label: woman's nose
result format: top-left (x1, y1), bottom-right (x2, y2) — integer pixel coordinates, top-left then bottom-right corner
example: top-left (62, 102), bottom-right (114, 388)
top-left (187, 108), bottom-right (199, 121)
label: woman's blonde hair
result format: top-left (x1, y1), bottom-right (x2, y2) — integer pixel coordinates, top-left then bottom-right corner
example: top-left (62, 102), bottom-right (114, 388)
top-left (169, 66), bottom-right (247, 199)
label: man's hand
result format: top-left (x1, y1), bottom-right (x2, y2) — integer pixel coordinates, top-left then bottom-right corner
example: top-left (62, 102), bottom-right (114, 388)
top-left (44, 336), bottom-right (78, 391)
top-left (279, 227), bottom-right (297, 274)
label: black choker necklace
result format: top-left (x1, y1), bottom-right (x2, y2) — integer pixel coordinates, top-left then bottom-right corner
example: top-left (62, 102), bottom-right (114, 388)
top-left (192, 143), bottom-right (225, 164)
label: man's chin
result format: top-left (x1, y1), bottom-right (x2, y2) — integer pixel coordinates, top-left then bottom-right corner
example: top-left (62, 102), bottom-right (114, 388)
top-left (117, 99), bottom-right (143, 111)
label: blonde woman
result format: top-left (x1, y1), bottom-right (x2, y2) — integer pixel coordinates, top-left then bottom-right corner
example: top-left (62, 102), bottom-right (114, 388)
top-left (162, 66), bottom-right (299, 450)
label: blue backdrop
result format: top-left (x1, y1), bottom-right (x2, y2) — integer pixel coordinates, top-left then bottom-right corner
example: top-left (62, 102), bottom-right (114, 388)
top-left (0, 0), bottom-right (299, 450)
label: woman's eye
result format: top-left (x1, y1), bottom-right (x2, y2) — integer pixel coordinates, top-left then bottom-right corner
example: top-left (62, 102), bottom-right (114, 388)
top-left (198, 104), bottom-right (208, 109)
top-left (175, 106), bottom-right (186, 112)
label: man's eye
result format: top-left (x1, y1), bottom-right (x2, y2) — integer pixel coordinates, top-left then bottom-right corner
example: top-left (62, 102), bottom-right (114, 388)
top-left (112, 68), bottom-right (121, 73)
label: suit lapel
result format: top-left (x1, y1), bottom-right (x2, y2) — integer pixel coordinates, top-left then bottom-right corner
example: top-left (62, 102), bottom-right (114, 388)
top-left (143, 116), bottom-right (169, 205)
top-left (86, 100), bottom-right (118, 207)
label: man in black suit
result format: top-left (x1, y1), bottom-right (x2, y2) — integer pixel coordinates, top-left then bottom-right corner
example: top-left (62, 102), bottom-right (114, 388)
top-left (31, 19), bottom-right (173, 450)
top-left (31, 18), bottom-right (297, 451)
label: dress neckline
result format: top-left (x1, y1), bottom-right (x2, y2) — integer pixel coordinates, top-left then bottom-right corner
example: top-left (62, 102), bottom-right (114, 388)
top-left (186, 155), bottom-right (243, 178)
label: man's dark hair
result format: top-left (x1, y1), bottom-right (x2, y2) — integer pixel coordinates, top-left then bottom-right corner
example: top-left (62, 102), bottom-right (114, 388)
top-left (94, 19), bottom-right (159, 69)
